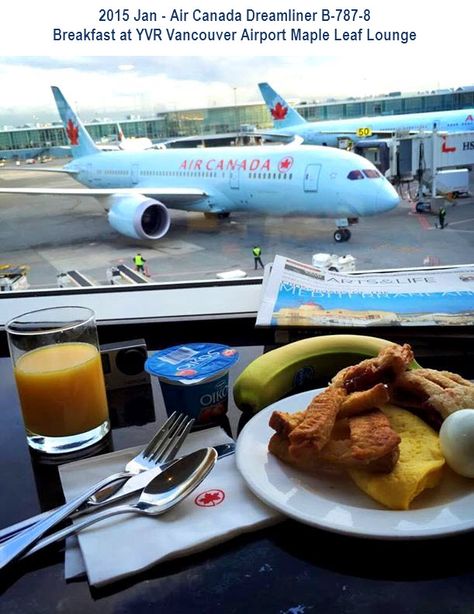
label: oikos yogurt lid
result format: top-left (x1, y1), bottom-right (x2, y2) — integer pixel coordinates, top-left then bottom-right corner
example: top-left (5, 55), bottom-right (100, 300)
top-left (145, 343), bottom-right (239, 384)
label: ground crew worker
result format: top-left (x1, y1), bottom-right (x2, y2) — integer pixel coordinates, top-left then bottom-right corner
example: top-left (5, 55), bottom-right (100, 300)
top-left (134, 252), bottom-right (146, 273)
top-left (252, 245), bottom-right (264, 269)
top-left (438, 206), bottom-right (447, 229)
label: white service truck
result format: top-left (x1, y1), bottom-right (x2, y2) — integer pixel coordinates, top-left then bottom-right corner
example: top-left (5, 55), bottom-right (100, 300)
top-left (311, 253), bottom-right (356, 272)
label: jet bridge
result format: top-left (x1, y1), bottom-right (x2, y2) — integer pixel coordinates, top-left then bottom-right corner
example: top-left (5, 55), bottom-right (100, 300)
top-left (355, 130), bottom-right (474, 200)
top-left (389, 130), bottom-right (473, 198)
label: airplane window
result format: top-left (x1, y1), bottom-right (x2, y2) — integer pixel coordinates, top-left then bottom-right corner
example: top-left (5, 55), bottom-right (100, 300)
top-left (363, 169), bottom-right (381, 178)
top-left (347, 170), bottom-right (364, 180)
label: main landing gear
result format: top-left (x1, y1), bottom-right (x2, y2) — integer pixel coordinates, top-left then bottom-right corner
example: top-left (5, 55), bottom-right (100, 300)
top-left (204, 211), bottom-right (231, 220)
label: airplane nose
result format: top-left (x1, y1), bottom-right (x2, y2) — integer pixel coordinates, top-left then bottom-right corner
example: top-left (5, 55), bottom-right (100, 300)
top-left (378, 182), bottom-right (400, 212)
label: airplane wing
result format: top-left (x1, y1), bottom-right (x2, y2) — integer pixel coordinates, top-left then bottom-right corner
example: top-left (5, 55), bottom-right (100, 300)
top-left (0, 186), bottom-right (207, 206)
top-left (155, 130), bottom-right (296, 148)
top-left (1, 167), bottom-right (79, 174)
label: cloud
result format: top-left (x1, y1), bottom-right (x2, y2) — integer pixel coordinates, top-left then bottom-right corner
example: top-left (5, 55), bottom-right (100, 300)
top-left (0, 56), bottom-right (469, 126)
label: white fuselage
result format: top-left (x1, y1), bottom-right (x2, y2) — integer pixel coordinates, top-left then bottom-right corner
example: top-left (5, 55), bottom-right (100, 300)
top-left (278, 109), bottom-right (474, 144)
top-left (66, 144), bottom-right (399, 219)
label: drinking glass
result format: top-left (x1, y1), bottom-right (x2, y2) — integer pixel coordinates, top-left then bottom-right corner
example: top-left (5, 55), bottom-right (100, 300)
top-left (6, 306), bottom-right (110, 454)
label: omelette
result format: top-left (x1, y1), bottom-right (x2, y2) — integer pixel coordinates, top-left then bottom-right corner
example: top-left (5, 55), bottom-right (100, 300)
top-left (348, 404), bottom-right (445, 510)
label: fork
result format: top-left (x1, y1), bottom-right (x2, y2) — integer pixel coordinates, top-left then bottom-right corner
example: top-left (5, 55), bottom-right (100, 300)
top-left (88, 411), bottom-right (195, 505)
top-left (0, 411), bottom-right (194, 542)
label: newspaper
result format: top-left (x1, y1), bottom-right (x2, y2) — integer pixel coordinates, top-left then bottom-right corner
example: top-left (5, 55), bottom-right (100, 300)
top-left (256, 255), bottom-right (474, 327)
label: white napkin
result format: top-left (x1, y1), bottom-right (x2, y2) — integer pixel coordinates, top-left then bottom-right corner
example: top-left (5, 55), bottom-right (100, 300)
top-left (59, 427), bottom-right (282, 587)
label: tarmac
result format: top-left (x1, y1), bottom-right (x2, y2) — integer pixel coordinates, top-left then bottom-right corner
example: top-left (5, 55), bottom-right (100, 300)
top-left (0, 160), bottom-right (473, 289)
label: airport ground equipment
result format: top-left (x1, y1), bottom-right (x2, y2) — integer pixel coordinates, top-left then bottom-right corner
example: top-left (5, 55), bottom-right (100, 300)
top-left (116, 264), bottom-right (150, 284)
top-left (216, 269), bottom-right (247, 280)
top-left (0, 265), bottom-right (29, 292)
top-left (311, 253), bottom-right (356, 272)
top-left (425, 169), bottom-right (469, 198)
top-left (57, 270), bottom-right (94, 288)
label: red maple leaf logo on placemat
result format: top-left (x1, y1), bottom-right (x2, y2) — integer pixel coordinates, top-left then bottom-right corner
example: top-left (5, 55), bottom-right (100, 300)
top-left (271, 102), bottom-right (288, 120)
top-left (194, 489), bottom-right (225, 507)
top-left (66, 119), bottom-right (79, 145)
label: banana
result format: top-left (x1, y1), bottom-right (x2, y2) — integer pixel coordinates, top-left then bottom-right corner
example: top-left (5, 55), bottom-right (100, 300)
top-left (233, 334), bottom-right (421, 415)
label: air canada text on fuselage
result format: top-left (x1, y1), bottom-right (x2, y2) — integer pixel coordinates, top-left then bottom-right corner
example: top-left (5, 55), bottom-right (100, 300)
top-left (179, 158), bottom-right (273, 171)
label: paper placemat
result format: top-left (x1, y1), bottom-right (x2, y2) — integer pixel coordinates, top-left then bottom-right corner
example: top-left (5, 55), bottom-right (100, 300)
top-left (59, 427), bottom-right (282, 586)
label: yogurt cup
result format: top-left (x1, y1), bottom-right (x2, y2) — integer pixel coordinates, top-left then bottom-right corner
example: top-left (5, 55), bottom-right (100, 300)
top-left (145, 343), bottom-right (239, 424)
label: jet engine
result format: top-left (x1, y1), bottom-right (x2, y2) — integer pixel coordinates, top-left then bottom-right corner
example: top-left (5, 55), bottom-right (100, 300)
top-left (106, 195), bottom-right (171, 240)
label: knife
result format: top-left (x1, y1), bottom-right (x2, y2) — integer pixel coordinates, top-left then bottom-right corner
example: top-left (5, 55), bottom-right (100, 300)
top-left (0, 442), bottom-right (235, 543)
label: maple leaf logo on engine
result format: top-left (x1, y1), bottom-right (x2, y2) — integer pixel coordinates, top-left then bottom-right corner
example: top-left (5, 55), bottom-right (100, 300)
top-left (66, 119), bottom-right (79, 145)
top-left (270, 102), bottom-right (288, 120)
top-left (194, 489), bottom-right (225, 507)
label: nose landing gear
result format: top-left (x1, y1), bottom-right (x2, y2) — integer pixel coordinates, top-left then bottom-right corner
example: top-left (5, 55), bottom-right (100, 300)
top-left (333, 217), bottom-right (358, 242)
top-left (334, 228), bottom-right (351, 242)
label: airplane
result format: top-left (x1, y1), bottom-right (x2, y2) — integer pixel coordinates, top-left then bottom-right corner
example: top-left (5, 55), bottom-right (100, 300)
top-left (259, 82), bottom-right (474, 145)
top-left (97, 123), bottom-right (153, 151)
top-left (0, 86), bottom-right (400, 243)
top-left (116, 124), bottom-right (153, 151)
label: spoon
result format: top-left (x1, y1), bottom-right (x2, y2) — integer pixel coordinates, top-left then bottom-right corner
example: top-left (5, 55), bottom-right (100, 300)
top-left (0, 447), bottom-right (217, 569)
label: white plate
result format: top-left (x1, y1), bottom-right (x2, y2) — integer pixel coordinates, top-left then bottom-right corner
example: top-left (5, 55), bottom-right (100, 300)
top-left (236, 389), bottom-right (474, 539)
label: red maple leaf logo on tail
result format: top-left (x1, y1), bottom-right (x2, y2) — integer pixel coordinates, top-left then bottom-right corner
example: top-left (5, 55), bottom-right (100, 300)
top-left (271, 102), bottom-right (288, 120)
top-left (66, 119), bottom-right (79, 145)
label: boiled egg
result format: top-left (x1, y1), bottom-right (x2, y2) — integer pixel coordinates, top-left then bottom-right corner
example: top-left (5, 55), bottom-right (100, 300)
top-left (439, 409), bottom-right (474, 478)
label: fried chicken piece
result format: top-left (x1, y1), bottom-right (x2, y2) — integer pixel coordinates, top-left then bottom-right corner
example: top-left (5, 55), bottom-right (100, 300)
top-left (288, 386), bottom-right (347, 454)
top-left (317, 410), bottom-right (400, 472)
top-left (269, 410), bottom-right (400, 474)
top-left (392, 368), bottom-right (474, 422)
top-left (269, 432), bottom-right (340, 473)
top-left (268, 409), bottom-right (305, 437)
top-left (339, 383), bottom-right (390, 417)
top-left (348, 410), bottom-right (401, 462)
top-left (318, 438), bottom-right (399, 473)
top-left (331, 343), bottom-right (414, 393)
top-left (269, 383), bottom-right (390, 437)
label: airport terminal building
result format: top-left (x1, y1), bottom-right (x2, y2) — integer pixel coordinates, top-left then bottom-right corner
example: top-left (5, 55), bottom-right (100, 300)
top-left (1, 86), bottom-right (473, 160)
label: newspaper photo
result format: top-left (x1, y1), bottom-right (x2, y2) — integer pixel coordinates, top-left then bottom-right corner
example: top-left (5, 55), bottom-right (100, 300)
top-left (256, 255), bottom-right (474, 327)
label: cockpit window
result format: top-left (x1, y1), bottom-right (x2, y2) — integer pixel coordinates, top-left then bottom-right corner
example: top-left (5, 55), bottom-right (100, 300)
top-left (363, 169), bottom-right (381, 178)
top-left (347, 170), bottom-right (364, 180)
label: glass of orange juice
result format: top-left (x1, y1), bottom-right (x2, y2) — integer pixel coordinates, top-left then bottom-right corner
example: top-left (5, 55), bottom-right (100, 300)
top-left (6, 306), bottom-right (110, 454)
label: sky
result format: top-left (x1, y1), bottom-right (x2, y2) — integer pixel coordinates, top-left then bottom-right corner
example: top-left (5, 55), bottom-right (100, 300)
top-left (0, 56), bottom-right (471, 126)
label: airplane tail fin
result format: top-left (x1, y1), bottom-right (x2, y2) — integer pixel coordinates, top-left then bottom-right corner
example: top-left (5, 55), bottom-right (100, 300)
top-left (51, 86), bottom-right (101, 158)
top-left (258, 82), bottom-right (307, 128)
top-left (116, 123), bottom-right (125, 142)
